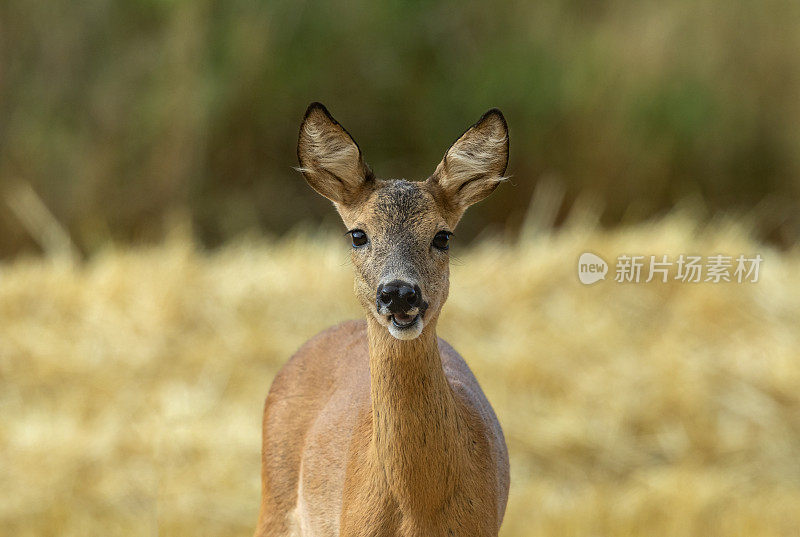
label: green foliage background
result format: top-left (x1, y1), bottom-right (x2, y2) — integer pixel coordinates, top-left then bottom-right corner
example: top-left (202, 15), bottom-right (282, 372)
top-left (2, 0), bottom-right (799, 256)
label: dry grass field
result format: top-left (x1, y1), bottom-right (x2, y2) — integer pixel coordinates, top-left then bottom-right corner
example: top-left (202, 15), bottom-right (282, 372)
top-left (1, 215), bottom-right (799, 537)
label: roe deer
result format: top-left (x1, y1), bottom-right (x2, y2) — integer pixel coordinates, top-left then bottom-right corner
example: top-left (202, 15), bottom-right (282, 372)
top-left (254, 103), bottom-right (510, 537)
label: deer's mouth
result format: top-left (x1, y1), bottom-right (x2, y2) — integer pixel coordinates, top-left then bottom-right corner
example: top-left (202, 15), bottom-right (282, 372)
top-left (385, 311), bottom-right (424, 340)
top-left (390, 312), bottom-right (419, 329)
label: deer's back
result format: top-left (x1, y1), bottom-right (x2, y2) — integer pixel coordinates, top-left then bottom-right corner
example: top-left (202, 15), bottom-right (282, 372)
top-left (256, 320), bottom-right (509, 536)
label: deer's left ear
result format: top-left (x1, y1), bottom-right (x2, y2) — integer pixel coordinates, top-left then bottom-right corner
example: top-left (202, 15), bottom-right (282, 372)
top-left (297, 102), bottom-right (374, 206)
top-left (426, 108), bottom-right (509, 224)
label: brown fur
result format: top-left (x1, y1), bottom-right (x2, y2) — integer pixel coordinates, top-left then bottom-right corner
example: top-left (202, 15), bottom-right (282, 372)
top-left (254, 103), bottom-right (510, 537)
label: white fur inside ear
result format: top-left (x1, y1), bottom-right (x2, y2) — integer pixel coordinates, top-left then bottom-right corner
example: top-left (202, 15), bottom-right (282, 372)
top-left (302, 121), bottom-right (364, 183)
top-left (297, 104), bottom-right (372, 205)
top-left (445, 131), bottom-right (508, 182)
top-left (431, 111), bottom-right (509, 212)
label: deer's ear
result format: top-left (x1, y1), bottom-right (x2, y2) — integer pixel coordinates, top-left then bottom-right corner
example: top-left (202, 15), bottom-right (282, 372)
top-left (426, 108), bottom-right (509, 223)
top-left (297, 102), bottom-right (373, 206)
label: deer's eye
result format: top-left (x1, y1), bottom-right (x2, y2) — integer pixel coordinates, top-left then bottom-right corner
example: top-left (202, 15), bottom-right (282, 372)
top-left (432, 231), bottom-right (452, 251)
top-left (349, 229), bottom-right (369, 248)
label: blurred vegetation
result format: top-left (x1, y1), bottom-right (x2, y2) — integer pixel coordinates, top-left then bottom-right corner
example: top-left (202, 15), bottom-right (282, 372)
top-left (2, 0), bottom-right (800, 258)
top-left (3, 3), bottom-right (799, 533)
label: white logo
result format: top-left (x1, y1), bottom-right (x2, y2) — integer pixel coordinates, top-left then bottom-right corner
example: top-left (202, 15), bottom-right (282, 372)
top-left (578, 252), bottom-right (608, 285)
top-left (578, 252), bottom-right (762, 285)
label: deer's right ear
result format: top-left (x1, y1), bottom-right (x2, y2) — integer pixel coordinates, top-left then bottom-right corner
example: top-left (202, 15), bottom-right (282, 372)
top-left (297, 102), bottom-right (373, 206)
top-left (426, 109), bottom-right (509, 226)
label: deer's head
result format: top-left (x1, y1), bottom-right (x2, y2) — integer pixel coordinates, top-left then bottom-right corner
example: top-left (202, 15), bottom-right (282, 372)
top-left (297, 103), bottom-right (509, 340)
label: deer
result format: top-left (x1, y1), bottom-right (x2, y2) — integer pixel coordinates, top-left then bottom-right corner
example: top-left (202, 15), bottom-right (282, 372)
top-left (254, 102), bottom-right (510, 537)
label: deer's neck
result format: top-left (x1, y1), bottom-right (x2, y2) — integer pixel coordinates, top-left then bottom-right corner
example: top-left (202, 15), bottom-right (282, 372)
top-left (366, 316), bottom-right (464, 512)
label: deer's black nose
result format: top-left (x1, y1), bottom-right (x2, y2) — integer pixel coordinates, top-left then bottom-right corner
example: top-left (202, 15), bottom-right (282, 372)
top-left (377, 280), bottom-right (420, 313)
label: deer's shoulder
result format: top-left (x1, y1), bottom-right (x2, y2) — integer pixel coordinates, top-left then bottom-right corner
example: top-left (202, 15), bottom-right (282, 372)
top-left (268, 320), bottom-right (368, 398)
top-left (438, 337), bottom-right (506, 437)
